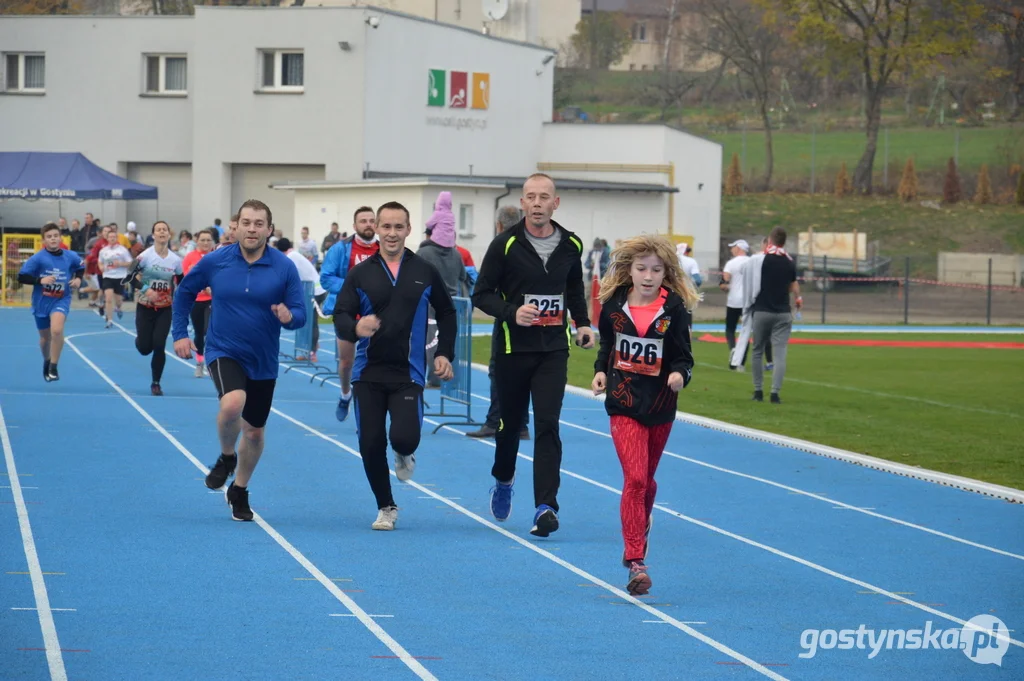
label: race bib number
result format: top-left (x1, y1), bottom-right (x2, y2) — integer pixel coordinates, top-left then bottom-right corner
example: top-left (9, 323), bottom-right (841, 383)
top-left (149, 280), bottom-right (172, 293)
top-left (614, 333), bottom-right (663, 376)
top-left (42, 282), bottom-right (65, 298)
top-left (524, 293), bottom-right (564, 326)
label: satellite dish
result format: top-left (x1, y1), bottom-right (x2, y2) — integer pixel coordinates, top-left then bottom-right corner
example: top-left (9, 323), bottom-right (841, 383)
top-left (482, 0), bottom-right (509, 21)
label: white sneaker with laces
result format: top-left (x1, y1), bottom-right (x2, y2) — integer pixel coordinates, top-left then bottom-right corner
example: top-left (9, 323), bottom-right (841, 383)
top-left (372, 506), bottom-right (398, 531)
top-left (394, 453), bottom-right (416, 482)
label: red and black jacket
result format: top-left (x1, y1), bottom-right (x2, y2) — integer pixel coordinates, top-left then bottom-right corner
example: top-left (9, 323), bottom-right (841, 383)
top-left (595, 286), bottom-right (694, 426)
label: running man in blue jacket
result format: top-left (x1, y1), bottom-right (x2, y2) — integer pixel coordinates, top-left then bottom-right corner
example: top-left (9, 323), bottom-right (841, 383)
top-left (172, 199), bottom-right (307, 522)
top-left (319, 207), bottom-right (379, 422)
top-left (17, 222), bottom-right (84, 382)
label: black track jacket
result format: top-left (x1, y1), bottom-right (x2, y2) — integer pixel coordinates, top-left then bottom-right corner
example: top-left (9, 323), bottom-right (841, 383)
top-left (595, 286), bottom-right (694, 426)
top-left (333, 249), bottom-right (456, 386)
top-left (472, 219), bottom-right (590, 354)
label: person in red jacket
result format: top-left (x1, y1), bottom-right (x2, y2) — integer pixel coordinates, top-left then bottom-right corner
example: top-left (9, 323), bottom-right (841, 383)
top-left (592, 234), bottom-right (699, 596)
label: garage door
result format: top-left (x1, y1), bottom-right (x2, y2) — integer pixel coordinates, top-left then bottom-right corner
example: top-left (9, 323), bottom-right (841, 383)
top-left (126, 163), bottom-right (192, 236)
top-left (230, 164), bottom-right (325, 240)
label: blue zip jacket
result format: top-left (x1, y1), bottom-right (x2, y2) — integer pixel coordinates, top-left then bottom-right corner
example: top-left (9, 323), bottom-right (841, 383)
top-left (319, 238), bottom-right (353, 315)
top-left (172, 243), bottom-right (306, 380)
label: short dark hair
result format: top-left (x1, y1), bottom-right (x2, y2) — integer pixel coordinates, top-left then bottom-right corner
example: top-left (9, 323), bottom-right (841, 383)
top-left (214, 218), bottom-right (222, 226)
top-left (376, 201), bottom-right (410, 225)
top-left (769, 226), bottom-right (787, 247)
top-left (353, 206), bottom-right (374, 223)
top-left (152, 220), bottom-right (170, 232)
top-left (41, 222), bottom-right (60, 236)
top-left (331, 221), bottom-right (339, 228)
top-left (276, 237), bottom-right (293, 252)
top-left (237, 199), bottom-right (272, 227)
top-left (230, 213), bottom-right (240, 223)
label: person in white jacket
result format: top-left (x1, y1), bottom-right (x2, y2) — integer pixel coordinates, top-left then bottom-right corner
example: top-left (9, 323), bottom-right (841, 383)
top-left (277, 237), bottom-right (326, 362)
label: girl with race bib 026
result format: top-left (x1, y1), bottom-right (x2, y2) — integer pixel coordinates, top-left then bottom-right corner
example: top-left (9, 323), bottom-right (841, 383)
top-left (591, 234), bottom-right (699, 596)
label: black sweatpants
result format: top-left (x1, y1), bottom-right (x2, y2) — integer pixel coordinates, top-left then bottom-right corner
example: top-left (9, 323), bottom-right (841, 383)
top-left (190, 300), bottom-right (211, 356)
top-left (484, 350), bottom-right (530, 430)
top-left (353, 381), bottom-right (424, 509)
top-left (135, 304), bottom-right (172, 383)
top-left (492, 350), bottom-right (568, 512)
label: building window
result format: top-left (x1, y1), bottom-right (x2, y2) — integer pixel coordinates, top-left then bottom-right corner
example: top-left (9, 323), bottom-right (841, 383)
top-left (632, 22), bottom-right (647, 42)
top-left (4, 53), bottom-right (45, 93)
top-left (458, 204), bottom-right (474, 237)
top-left (259, 49), bottom-right (304, 92)
top-left (145, 54), bottom-right (187, 94)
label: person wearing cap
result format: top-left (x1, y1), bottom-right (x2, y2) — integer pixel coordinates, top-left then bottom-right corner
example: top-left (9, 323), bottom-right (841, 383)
top-left (721, 239), bottom-right (751, 367)
top-left (676, 242), bottom-right (702, 288)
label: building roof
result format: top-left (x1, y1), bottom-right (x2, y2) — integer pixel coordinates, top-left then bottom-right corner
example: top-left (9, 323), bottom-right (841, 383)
top-left (270, 171), bottom-right (677, 194)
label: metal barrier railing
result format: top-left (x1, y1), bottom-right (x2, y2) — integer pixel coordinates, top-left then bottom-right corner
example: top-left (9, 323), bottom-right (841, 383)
top-left (280, 281), bottom-right (330, 373)
top-left (424, 296), bottom-right (480, 433)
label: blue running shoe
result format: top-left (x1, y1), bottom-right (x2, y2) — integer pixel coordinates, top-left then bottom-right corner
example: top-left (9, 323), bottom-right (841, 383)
top-left (489, 477), bottom-right (514, 521)
top-left (530, 504), bottom-right (559, 537)
top-left (335, 392), bottom-right (352, 422)
top-left (765, 362), bottom-right (774, 372)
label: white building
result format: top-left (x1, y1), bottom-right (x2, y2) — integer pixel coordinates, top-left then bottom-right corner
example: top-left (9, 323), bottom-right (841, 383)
top-left (279, 0), bottom-right (583, 52)
top-left (0, 5), bottom-right (721, 267)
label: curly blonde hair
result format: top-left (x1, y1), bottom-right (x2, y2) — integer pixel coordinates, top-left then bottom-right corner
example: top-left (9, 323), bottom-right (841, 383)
top-left (597, 235), bottom-right (701, 311)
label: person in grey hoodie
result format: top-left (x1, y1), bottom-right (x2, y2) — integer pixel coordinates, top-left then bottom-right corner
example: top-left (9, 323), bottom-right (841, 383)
top-left (417, 191), bottom-right (470, 386)
top-left (418, 191), bottom-right (470, 296)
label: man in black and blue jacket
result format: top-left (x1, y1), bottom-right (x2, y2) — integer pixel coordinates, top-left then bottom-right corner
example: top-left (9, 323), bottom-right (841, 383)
top-left (333, 201), bottom-right (457, 531)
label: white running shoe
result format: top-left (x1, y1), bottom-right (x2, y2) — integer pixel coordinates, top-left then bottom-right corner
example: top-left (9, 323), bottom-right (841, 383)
top-left (372, 506), bottom-right (398, 531)
top-left (195, 362), bottom-right (205, 378)
top-left (394, 453), bottom-right (416, 482)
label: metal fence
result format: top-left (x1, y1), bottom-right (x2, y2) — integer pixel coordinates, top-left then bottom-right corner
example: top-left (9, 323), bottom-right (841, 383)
top-left (425, 296), bottom-right (480, 433)
top-left (280, 281), bottom-right (331, 374)
top-left (1, 234), bottom-right (42, 307)
top-left (697, 255), bottom-right (1024, 326)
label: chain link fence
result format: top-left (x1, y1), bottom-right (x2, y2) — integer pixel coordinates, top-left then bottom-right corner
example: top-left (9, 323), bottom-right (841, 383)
top-left (697, 254), bottom-right (1024, 326)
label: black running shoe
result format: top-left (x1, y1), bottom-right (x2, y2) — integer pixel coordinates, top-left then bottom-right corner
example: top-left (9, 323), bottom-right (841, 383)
top-left (43, 360), bottom-right (51, 382)
top-left (205, 453), bottom-right (237, 490)
top-left (226, 482), bottom-right (254, 522)
top-left (150, 382), bottom-right (163, 396)
top-left (46, 365), bottom-right (59, 382)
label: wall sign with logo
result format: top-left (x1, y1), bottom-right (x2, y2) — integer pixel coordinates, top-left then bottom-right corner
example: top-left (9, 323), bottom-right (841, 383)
top-left (427, 68), bottom-right (489, 131)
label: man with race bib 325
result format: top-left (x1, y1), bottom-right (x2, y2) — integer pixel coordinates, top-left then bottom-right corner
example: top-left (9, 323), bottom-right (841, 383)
top-left (472, 173), bottom-right (594, 538)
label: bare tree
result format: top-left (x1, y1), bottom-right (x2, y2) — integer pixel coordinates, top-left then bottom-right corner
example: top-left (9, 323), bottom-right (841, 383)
top-left (689, 0), bottom-right (784, 190)
top-left (987, 0), bottom-right (1024, 120)
top-left (768, 0), bottom-right (981, 194)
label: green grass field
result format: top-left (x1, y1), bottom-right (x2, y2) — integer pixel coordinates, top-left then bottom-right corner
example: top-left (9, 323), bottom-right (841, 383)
top-left (471, 332), bottom-right (1024, 491)
top-left (707, 126), bottom-right (1023, 182)
top-left (722, 194), bottom-right (1024, 276)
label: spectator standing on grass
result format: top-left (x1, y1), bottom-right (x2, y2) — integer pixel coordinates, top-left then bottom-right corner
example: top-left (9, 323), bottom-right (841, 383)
top-left (720, 239), bottom-right (750, 368)
top-left (737, 226), bottom-right (802, 403)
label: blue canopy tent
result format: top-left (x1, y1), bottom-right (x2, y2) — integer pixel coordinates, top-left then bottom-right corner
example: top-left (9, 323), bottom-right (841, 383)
top-left (0, 151), bottom-right (158, 201)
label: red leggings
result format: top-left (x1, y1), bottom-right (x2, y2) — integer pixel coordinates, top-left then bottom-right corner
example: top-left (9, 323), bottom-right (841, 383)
top-left (610, 415), bottom-right (673, 562)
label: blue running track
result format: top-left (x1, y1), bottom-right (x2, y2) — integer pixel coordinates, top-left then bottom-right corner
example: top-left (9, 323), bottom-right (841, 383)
top-left (1, 309), bottom-right (1021, 680)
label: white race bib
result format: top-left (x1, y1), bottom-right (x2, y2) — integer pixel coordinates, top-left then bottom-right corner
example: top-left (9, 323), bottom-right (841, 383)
top-left (614, 333), bottom-right (663, 376)
top-left (42, 282), bottom-right (65, 298)
top-left (524, 293), bottom-right (564, 327)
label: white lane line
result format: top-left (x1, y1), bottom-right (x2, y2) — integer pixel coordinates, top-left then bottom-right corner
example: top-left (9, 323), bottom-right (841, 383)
top-left (65, 333), bottom-right (439, 681)
top-left (270, 407), bottom-right (790, 681)
top-left (466, 391), bottom-right (1024, 562)
top-left (11, 608), bottom-right (76, 612)
top-left (0, 403), bottom-right (67, 680)
top-left (331, 613), bottom-right (395, 618)
top-left (432, 416), bottom-right (1022, 650)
